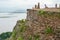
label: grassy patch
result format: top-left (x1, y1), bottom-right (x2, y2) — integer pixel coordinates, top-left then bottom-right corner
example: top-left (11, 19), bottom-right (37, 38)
top-left (20, 25), bottom-right (26, 32)
top-left (34, 34), bottom-right (40, 40)
top-left (45, 26), bottom-right (53, 34)
top-left (19, 19), bottom-right (27, 32)
top-left (11, 19), bottom-right (27, 40)
top-left (12, 30), bottom-right (16, 37)
top-left (29, 35), bottom-right (32, 40)
top-left (19, 19), bottom-right (26, 23)
top-left (28, 34), bottom-right (40, 40)
top-left (17, 37), bottom-right (24, 40)
top-left (38, 10), bottom-right (46, 15)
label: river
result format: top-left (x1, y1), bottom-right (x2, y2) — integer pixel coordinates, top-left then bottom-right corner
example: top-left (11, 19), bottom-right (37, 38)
top-left (0, 13), bottom-right (27, 34)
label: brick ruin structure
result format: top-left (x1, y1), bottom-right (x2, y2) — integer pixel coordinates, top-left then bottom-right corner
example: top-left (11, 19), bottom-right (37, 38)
top-left (26, 3), bottom-right (60, 40)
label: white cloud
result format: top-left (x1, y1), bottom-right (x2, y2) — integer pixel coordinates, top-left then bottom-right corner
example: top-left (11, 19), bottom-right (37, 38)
top-left (0, 0), bottom-right (60, 12)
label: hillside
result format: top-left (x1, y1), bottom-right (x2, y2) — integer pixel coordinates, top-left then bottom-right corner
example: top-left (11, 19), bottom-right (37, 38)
top-left (8, 9), bottom-right (60, 40)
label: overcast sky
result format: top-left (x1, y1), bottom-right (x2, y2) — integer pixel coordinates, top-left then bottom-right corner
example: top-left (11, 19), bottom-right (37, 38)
top-left (0, 0), bottom-right (60, 12)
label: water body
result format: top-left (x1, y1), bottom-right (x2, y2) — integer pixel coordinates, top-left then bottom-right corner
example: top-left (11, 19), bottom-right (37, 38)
top-left (0, 13), bottom-right (27, 34)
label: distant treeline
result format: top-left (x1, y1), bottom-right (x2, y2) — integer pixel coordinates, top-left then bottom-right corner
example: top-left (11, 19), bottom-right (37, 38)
top-left (0, 32), bottom-right (12, 40)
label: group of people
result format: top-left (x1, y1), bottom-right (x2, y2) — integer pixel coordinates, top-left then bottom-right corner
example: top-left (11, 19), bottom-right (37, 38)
top-left (32, 3), bottom-right (60, 9)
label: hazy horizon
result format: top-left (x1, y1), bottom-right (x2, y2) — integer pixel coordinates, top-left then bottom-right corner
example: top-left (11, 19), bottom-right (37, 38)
top-left (0, 0), bottom-right (60, 12)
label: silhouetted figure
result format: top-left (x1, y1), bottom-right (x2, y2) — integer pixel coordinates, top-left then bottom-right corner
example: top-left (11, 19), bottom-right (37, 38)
top-left (35, 5), bottom-right (38, 9)
top-left (55, 4), bottom-right (57, 8)
top-left (45, 4), bottom-right (48, 8)
top-left (37, 3), bottom-right (40, 9)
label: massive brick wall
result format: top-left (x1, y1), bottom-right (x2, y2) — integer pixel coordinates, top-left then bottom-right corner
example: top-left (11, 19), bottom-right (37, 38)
top-left (26, 9), bottom-right (60, 40)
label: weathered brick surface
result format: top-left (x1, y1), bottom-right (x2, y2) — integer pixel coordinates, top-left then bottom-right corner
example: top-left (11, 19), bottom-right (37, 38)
top-left (26, 9), bottom-right (60, 40)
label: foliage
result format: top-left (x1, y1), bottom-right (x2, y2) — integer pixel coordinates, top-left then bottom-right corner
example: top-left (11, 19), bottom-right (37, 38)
top-left (11, 19), bottom-right (27, 40)
top-left (45, 26), bottom-right (53, 34)
top-left (29, 35), bottom-right (32, 40)
top-left (19, 19), bottom-right (26, 23)
top-left (12, 30), bottom-right (16, 37)
top-left (0, 32), bottom-right (12, 40)
top-left (28, 34), bottom-right (40, 40)
top-left (34, 34), bottom-right (40, 40)
top-left (38, 10), bottom-right (45, 15)
top-left (20, 25), bottom-right (26, 32)
top-left (17, 37), bottom-right (23, 40)
top-left (19, 19), bottom-right (27, 32)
